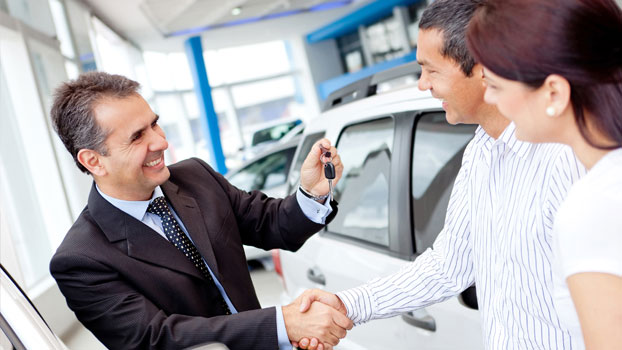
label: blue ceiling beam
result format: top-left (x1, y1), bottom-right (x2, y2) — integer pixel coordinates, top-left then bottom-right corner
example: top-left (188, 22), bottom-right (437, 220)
top-left (307, 0), bottom-right (423, 43)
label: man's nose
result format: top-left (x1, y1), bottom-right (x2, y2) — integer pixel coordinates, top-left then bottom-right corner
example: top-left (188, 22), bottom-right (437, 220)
top-left (418, 72), bottom-right (431, 91)
top-left (148, 128), bottom-right (168, 151)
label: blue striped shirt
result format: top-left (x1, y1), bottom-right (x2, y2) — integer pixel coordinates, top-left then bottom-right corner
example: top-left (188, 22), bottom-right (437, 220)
top-left (337, 123), bottom-right (585, 350)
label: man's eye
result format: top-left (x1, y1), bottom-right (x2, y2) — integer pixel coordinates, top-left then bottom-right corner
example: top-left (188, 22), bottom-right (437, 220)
top-left (132, 133), bottom-right (143, 142)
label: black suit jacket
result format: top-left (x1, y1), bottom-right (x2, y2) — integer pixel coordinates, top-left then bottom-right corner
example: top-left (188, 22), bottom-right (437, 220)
top-left (50, 158), bottom-right (335, 350)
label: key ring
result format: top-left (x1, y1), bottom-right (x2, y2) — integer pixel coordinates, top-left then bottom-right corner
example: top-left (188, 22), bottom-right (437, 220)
top-left (319, 146), bottom-right (332, 164)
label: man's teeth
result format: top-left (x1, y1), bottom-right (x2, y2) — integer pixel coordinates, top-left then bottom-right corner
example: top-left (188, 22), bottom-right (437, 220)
top-left (144, 157), bottom-right (162, 167)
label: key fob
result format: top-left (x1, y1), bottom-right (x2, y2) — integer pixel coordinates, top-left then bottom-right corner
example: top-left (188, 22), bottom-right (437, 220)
top-left (324, 162), bottom-right (336, 180)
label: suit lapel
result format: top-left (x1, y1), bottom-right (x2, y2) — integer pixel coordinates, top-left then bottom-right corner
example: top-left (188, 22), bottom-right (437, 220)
top-left (89, 183), bottom-right (204, 280)
top-left (161, 181), bottom-right (221, 280)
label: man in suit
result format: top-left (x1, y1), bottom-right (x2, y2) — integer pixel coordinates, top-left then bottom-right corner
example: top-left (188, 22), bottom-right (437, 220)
top-left (49, 72), bottom-right (351, 350)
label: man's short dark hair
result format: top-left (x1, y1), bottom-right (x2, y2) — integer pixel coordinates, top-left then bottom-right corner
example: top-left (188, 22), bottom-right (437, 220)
top-left (50, 72), bottom-right (140, 174)
top-left (419, 0), bottom-right (484, 76)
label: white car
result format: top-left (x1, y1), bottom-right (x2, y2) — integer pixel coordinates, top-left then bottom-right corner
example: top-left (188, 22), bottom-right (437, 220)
top-left (275, 62), bottom-right (484, 349)
top-left (0, 265), bottom-right (229, 350)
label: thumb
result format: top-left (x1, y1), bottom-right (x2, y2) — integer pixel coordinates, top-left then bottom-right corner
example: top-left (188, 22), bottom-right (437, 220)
top-left (299, 294), bottom-right (313, 312)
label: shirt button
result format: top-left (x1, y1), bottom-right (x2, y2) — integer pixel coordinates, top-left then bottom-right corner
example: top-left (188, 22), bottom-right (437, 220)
top-left (316, 209), bottom-right (320, 214)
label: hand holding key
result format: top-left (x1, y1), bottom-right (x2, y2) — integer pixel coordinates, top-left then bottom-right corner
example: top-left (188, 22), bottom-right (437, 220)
top-left (299, 139), bottom-right (344, 203)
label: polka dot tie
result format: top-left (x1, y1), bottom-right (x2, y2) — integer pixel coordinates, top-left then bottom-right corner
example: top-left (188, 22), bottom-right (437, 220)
top-left (147, 196), bottom-right (231, 315)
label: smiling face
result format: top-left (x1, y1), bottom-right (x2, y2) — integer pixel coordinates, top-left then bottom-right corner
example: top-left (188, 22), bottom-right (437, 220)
top-left (90, 94), bottom-right (170, 200)
top-left (481, 68), bottom-right (572, 144)
top-left (416, 29), bottom-right (488, 125)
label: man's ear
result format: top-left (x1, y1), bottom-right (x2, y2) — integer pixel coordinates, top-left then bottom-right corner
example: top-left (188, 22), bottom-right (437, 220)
top-left (77, 149), bottom-right (107, 176)
top-left (473, 63), bottom-right (485, 80)
top-left (542, 74), bottom-right (571, 118)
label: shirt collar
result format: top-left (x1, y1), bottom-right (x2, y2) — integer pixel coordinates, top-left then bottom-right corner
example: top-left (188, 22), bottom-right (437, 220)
top-left (473, 122), bottom-right (532, 159)
top-left (498, 122), bottom-right (532, 159)
top-left (96, 185), bottom-right (164, 222)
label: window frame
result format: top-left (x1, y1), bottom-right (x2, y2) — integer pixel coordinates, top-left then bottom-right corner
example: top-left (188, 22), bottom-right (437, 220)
top-left (320, 112), bottom-right (417, 260)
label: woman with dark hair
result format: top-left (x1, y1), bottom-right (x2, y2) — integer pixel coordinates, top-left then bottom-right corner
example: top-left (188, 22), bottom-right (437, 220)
top-left (466, 0), bottom-right (622, 348)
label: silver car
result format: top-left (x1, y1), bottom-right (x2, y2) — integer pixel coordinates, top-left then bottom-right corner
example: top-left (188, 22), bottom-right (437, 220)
top-left (275, 63), bottom-right (483, 349)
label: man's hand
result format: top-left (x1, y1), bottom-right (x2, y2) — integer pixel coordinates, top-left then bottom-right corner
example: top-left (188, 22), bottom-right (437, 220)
top-left (299, 139), bottom-right (344, 200)
top-left (292, 289), bottom-right (349, 349)
top-left (283, 289), bottom-right (352, 349)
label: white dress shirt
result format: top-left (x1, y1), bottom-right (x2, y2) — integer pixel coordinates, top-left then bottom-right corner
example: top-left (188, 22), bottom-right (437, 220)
top-left (98, 185), bottom-right (332, 350)
top-left (337, 123), bottom-right (585, 350)
top-left (553, 147), bottom-right (622, 350)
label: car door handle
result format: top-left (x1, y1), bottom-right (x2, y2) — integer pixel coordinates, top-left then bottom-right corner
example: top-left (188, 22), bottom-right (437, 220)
top-left (401, 310), bottom-right (436, 332)
top-left (306, 266), bottom-right (326, 285)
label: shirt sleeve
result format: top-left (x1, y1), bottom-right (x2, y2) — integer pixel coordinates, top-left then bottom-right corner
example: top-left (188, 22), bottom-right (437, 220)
top-left (275, 306), bottom-right (293, 350)
top-left (296, 188), bottom-right (333, 225)
top-left (337, 141), bottom-right (476, 325)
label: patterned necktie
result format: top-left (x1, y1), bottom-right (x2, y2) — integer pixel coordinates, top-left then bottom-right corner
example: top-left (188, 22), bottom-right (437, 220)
top-left (147, 196), bottom-right (231, 315)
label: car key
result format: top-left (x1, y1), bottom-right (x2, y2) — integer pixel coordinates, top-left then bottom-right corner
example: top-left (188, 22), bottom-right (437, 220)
top-left (320, 148), bottom-right (335, 198)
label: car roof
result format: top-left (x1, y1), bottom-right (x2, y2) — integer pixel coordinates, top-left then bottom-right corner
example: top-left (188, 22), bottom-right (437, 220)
top-left (305, 84), bottom-right (442, 138)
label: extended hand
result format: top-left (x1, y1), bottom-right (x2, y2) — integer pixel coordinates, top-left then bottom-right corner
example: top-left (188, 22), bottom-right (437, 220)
top-left (299, 139), bottom-right (344, 199)
top-left (283, 289), bottom-right (352, 349)
top-left (293, 289), bottom-right (350, 350)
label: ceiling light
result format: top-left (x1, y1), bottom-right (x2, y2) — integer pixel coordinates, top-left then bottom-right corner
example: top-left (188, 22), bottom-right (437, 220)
top-left (231, 7), bottom-right (242, 16)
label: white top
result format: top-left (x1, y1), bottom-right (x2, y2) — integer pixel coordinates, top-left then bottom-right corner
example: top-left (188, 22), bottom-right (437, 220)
top-left (337, 123), bottom-right (586, 350)
top-left (553, 147), bottom-right (622, 350)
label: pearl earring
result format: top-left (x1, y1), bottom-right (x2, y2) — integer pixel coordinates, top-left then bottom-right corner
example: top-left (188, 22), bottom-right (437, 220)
top-left (546, 107), bottom-right (555, 117)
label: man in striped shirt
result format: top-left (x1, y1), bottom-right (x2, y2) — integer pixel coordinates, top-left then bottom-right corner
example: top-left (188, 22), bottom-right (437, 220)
top-left (297, 0), bottom-right (585, 349)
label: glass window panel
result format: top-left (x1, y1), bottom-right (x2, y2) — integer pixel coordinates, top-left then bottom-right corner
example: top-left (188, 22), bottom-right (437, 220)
top-left (231, 75), bottom-right (295, 108)
top-left (168, 52), bottom-right (193, 90)
top-left (328, 118), bottom-right (394, 246)
top-left (6, 0), bottom-right (56, 36)
top-left (182, 91), bottom-right (200, 118)
top-left (411, 113), bottom-right (476, 252)
top-left (48, 0), bottom-right (75, 58)
top-left (288, 131), bottom-right (325, 193)
top-left (203, 41), bottom-right (291, 85)
top-left (143, 51), bottom-right (174, 91)
top-left (64, 60), bottom-right (79, 79)
top-left (228, 147), bottom-right (295, 192)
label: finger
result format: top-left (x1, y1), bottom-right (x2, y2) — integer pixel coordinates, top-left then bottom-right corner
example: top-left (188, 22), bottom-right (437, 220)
top-left (330, 324), bottom-right (347, 339)
top-left (299, 294), bottom-right (312, 312)
top-left (333, 311), bottom-right (353, 330)
top-left (292, 341), bottom-right (299, 348)
top-left (309, 337), bottom-right (318, 350)
top-left (318, 139), bottom-right (332, 152)
top-left (298, 338), bottom-right (309, 349)
top-left (317, 344), bottom-right (324, 350)
top-left (322, 334), bottom-right (339, 346)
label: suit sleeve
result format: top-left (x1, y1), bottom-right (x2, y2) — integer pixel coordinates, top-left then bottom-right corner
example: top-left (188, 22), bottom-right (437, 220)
top-left (50, 252), bottom-right (278, 350)
top-left (192, 157), bottom-right (337, 252)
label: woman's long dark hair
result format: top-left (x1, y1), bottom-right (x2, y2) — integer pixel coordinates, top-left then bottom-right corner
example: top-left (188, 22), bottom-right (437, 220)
top-left (467, 0), bottom-right (622, 149)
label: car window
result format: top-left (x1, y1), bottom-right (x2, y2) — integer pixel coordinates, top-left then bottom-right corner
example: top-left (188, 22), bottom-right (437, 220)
top-left (287, 131), bottom-right (326, 193)
top-left (229, 147), bottom-right (296, 191)
top-left (411, 113), bottom-right (476, 253)
top-left (328, 117), bottom-right (394, 247)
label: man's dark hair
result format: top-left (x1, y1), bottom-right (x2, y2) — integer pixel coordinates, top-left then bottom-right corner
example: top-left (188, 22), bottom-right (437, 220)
top-left (419, 0), bottom-right (483, 76)
top-left (50, 72), bottom-right (140, 174)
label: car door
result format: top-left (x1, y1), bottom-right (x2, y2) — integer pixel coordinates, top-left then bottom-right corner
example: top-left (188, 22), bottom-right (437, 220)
top-left (281, 112), bottom-right (482, 349)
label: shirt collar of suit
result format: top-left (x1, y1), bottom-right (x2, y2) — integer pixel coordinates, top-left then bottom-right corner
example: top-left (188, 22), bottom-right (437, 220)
top-left (96, 184), bottom-right (164, 222)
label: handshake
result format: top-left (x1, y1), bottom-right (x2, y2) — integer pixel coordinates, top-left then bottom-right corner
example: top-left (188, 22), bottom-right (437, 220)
top-left (282, 289), bottom-right (353, 350)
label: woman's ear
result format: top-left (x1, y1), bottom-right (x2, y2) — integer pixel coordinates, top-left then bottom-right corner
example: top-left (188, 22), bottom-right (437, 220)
top-left (77, 149), bottom-right (107, 176)
top-left (542, 74), bottom-right (571, 117)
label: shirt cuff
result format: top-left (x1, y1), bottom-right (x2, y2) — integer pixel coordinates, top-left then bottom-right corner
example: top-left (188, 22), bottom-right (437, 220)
top-left (336, 285), bottom-right (373, 325)
top-left (296, 188), bottom-right (333, 225)
top-left (276, 306), bottom-right (293, 350)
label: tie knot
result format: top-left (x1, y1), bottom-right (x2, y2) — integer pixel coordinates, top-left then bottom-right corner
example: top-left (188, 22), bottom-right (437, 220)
top-left (147, 196), bottom-right (170, 217)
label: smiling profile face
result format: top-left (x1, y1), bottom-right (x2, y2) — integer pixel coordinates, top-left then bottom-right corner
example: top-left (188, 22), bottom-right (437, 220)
top-left (416, 28), bottom-right (487, 125)
top-left (482, 67), bottom-right (572, 144)
top-left (91, 94), bottom-right (170, 200)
